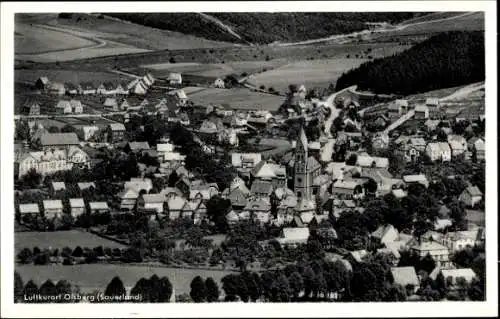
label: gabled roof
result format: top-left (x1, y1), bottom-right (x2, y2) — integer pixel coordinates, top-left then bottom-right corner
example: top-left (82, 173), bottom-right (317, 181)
top-left (281, 227), bottom-right (310, 241)
top-left (440, 268), bottom-right (476, 282)
top-left (463, 186), bottom-right (482, 197)
top-left (403, 174), bottom-right (428, 184)
top-left (109, 123), bottom-right (126, 131)
top-left (37, 76), bottom-right (49, 84)
top-left (333, 180), bottom-right (362, 190)
top-left (244, 198), bottom-right (270, 212)
top-left (69, 198), bottom-right (85, 208)
top-left (43, 200), bottom-right (63, 209)
top-left (167, 195), bottom-right (186, 210)
top-left (51, 182), bottom-right (66, 191)
top-left (250, 180), bottom-right (274, 195)
top-left (414, 104), bottom-right (429, 112)
top-left (127, 141), bottom-right (150, 151)
top-left (227, 188), bottom-right (248, 207)
top-left (349, 249), bottom-right (368, 263)
top-left (372, 224), bottom-right (398, 241)
top-left (104, 98), bottom-right (118, 107)
top-left (425, 98), bottom-right (439, 106)
top-left (142, 194), bottom-right (165, 204)
top-left (40, 132), bottom-right (79, 146)
top-left (295, 198), bottom-right (316, 212)
top-left (89, 202), bottom-right (109, 210)
top-left (19, 203), bottom-right (39, 214)
top-left (411, 241), bottom-right (448, 251)
top-left (55, 100), bottom-right (71, 109)
top-left (391, 266), bottom-right (419, 287)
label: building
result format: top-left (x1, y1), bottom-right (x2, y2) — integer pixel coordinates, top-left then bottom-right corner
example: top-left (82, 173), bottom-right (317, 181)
top-left (119, 189), bottom-right (139, 211)
top-left (447, 135), bottom-right (468, 156)
top-left (468, 137), bottom-right (485, 161)
top-left (167, 73), bottom-right (182, 85)
top-left (458, 186), bottom-right (483, 208)
top-left (78, 182), bottom-right (96, 191)
top-left (124, 178), bottom-right (153, 194)
top-left (43, 200), bottom-right (63, 219)
top-left (39, 132), bottom-right (79, 150)
top-left (51, 181), bottom-right (66, 193)
top-left (372, 133), bottom-right (390, 150)
top-left (165, 195), bottom-right (186, 220)
top-left (294, 127), bottom-right (322, 199)
top-left (69, 198), bottom-right (86, 218)
top-left (391, 267), bottom-right (420, 294)
top-left (35, 76), bottom-right (50, 90)
top-left (402, 174), bottom-right (429, 188)
top-left (107, 123), bottom-right (126, 143)
top-left (276, 227), bottom-right (310, 248)
top-left (356, 155), bottom-right (389, 169)
top-left (231, 153), bottom-right (262, 173)
top-left (441, 230), bottom-right (479, 252)
top-left (55, 100), bottom-right (72, 114)
top-left (371, 224), bottom-right (399, 245)
top-left (410, 241), bottom-right (450, 267)
top-left (48, 82), bottom-right (66, 95)
top-left (104, 98), bottom-right (118, 110)
top-left (19, 203), bottom-right (40, 217)
top-left (251, 160), bottom-right (287, 189)
top-left (214, 78), bottom-right (225, 88)
top-left (440, 268), bottom-right (476, 290)
top-left (425, 98), bottom-right (440, 114)
top-left (128, 79), bottom-right (148, 95)
top-left (425, 142), bottom-right (451, 162)
top-left (414, 105), bottom-right (429, 119)
top-left (388, 99), bottom-right (408, 119)
top-left (125, 141), bottom-right (151, 153)
top-left (15, 146), bottom-right (90, 178)
top-left (138, 194), bottom-right (165, 213)
top-left (167, 89), bottom-right (188, 107)
top-left (398, 143), bottom-right (420, 163)
top-left (89, 202), bottom-right (110, 214)
top-left (77, 125), bottom-right (100, 141)
top-left (22, 99), bottom-right (41, 116)
top-left (70, 100), bottom-right (83, 113)
top-left (332, 180), bottom-right (365, 200)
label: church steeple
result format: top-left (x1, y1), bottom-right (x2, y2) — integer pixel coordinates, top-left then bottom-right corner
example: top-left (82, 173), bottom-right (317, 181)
top-left (294, 126), bottom-right (310, 199)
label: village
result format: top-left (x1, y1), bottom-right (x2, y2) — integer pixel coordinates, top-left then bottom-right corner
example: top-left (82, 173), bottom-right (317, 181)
top-left (12, 60), bottom-right (487, 302)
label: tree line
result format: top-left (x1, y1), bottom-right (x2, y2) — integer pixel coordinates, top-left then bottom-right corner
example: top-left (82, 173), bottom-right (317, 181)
top-left (336, 31), bottom-right (485, 95)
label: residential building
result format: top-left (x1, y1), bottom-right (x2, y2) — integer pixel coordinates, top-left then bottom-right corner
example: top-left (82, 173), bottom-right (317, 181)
top-left (125, 141), bottom-right (151, 153)
top-left (332, 180), bottom-right (365, 200)
top-left (51, 181), bottom-right (66, 193)
top-left (356, 154), bottom-right (389, 169)
top-left (414, 105), bottom-right (429, 119)
top-left (440, 268), bottom-right (477, 290)
top-left (39, 132), bottom-right (79, 150)
top-left (138, 194), bottom-right (165, 213)
top-left (167, 73), bottom-right (182, 85)
top-left (43, 200), bottom-right (63, 219)
top-left (78, 182), bottom-right (96, 191)
top-left (425, 97), bottom-right (440, 116)
top-left (77, 125), bottom-right (99, 141)
top-left (78, 82), bottom-right (96, 95)
top-left (124, 178), bottom-right (153, 194)
top-left (19, 203), bottom-right (40, 217)
top-left (214, 78), bottom-right (225, 88)
top-left (410, 241), bottom-right (450, 267)
top-left (104, 98), bottom-right (118, 110)
top-left (372, 133), bottom-right (390, 150)
top-left (468, 137), bottom-right (485, 161)
top-left (251, 160), bottom-right (287, 189)
top-left (89, 202), bottom-right (110, 214)
top-left (441, 230), bottom-right (479, 252)
top-left (458, 186), bottom-right (483, 208)
top-left (128, 79), bottom-right (148, 95)
top-left (276, 227), bottom-right (310, 248)
top-left (425, 142), bottom-right (451, 162)
top-left (70, 100), bottom-right (83, 113)
top-left (48, 82), bottom-right (66, 95)
top-left (35, 76), bottom-right (50, 90)
top-left (107, 123), bottom-right (126, 143)
top-left (167, 89), bottom-right (188, 107)
top-left (403, 174), bottom-right (429, 188)
top-left (69, 198), bottom-right (86, 218)
top-left (391, 267), bottom-right (420, 294)
top-left (447, 134), bottom-right (468, 156)
top-left (166, 195), bottom-right (186, 220)
top-left (22, 99), bottom-right (41, 116)
top-left (119, 189), bottom-right (139, 211)
top-left (371, 224), bottom-right (399, 245)
top-left (55, 100), bottom-right (72, 114)
top-left (388, 99), bottom-right (408, 119)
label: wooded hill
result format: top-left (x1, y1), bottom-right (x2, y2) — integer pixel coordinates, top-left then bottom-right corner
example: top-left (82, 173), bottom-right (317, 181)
top-left (335, 31), bottom-right (485, 95)
top-left (105, 12), bottom-right (423, 44)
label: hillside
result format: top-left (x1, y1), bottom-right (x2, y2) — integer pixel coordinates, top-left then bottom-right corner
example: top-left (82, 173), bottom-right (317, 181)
top-left (105, 12), bottom-right (424, 44)
top-left (335, 31), bottom-right (485, 95)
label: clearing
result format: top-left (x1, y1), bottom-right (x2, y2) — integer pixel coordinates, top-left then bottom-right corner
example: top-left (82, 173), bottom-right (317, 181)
top-left (15, 230), bottom-right (126, 255)
top-left (16, 264), bottom-right (235, 296)
top-left (246, 58), bottom-right (368, 93)
top-left (188, 88), bottom-right (284, 111)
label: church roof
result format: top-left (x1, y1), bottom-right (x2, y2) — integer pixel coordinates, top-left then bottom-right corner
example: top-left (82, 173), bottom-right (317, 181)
top-left (298, 126), bottom-right (308, 149)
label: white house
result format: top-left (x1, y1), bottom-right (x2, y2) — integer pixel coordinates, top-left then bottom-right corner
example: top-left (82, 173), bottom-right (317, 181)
top-left (425, 142), bottom-right (451, 162)
top-left (371, 224), bottom-right (399, 245)
top-left (167, 73), bottom-right (182, 85)
top-left (458, 186), bottom-right (483, 208)
top-left (43, 200), bottom-right (63, 219)
top-left (447, 135), bottom-right (468, 156)
top-left (214, 78), bottom-right (225, 88)
top-left (391, 266), bottom-right (420, 293)
top-left (276, 227), bottom-right (310, 248)
top-left (69, 198), bottom-right (86, 218)
top-left (138, 194), bottom-right (165, 213)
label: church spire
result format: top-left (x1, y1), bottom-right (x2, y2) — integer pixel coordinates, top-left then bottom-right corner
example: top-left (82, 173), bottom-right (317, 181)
top-left (298, 125), bottom-right (308, 150)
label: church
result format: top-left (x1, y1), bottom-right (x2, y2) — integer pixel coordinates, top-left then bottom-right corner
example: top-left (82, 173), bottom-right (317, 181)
top-left (293, 127), bottom-right (322, 199)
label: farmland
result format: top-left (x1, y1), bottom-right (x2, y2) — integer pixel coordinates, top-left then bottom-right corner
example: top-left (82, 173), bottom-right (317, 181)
top-left (15, 69), bottom-right (129, 85)
top-left (16, 264), bottom-right (235, 295)
top-left (247, 58), bottom-right (369, 93)
top-left (188, 88), bottom-right (284, 111)
top-left (15, 230), bottom-right (126, 255)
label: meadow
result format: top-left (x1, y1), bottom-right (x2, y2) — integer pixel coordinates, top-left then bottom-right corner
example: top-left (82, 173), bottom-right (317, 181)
top-left (15, 230), bottom-right (126, 255)
top-left (16, 264), bottom-right (235, 295)
top-left (15, 69), bottom-right (129, 85)
top-left (188, 88), bottom-right (284, 111)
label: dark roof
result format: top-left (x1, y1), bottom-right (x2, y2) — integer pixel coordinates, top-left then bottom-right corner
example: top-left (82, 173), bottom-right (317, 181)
top-left (40, 133), bottom-right (79, 146)
top-left (250, 180), bottom-right (274, 195)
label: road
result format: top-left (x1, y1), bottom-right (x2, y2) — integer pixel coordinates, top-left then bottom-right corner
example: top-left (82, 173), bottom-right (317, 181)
top-left (197, 13), bottom-right (249, 44)
top-left (274, 11), bottom-right (477, 47)
top-left (319, 85), bottom-right (357, 137)
top-left (438, 82), bottom-right (484, 102)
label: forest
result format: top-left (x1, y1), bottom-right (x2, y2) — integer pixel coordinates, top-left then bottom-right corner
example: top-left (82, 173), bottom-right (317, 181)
top-left (335, 31), bottom-right (485, 95)
top-left (104, 12), bottom-right (423, 44)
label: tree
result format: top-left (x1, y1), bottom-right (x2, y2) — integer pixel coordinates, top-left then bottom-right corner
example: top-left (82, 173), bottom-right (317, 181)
top-left (449, 200), bottom-right (467, 231)
top-left (158, 276), bottom-right (173, 302)
top-left (48, 126), bottom-right (60, 133)
top-left (23, 280), bottom-right (39, 302)
top-left (288, 271), bottom-right (304, 299)
top-left (205, 277), bottom-right (220, 302)
top-left (55, 280), bottom-right (72, 302)
top-left (72, 246), bottom-right (83, 257)
top-left (39, 280), bottom-right (57, 301)
top-left (419, 253), bottom-right (436, 274)
top-left (17, 248), bottom-right (33, 264)
top-left (19, 169), bottom-right (42, 188)
top-left (61, 124), bottom-right (77, 133)
top-left (190, 276), bottom-right (207, 302)
top-left (14, 272), bottom-right (24, 303)
top-left (104, 276), bottom-right (126, 298)
top-left (269, 274), bottom-right (291, 302)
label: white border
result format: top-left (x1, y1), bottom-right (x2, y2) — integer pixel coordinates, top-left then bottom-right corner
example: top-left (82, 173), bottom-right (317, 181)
top-left (1, 1), bottom-right (497, 318)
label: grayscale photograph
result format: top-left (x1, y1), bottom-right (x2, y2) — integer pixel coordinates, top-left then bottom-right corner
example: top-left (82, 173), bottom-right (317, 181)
top-left (2, 1), bottom-right (497, 317)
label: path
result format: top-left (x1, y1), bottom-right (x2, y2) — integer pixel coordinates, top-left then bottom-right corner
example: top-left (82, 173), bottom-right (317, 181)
top-left (438, 82), bottom-right (484, 102)
top-left (197, 13), bottom-right (249, 44)
top-left (382, 110), bottom-right (415, 135)
top-left (274, 11), bottom-right (476, 47)
top-left (320, 85), bottom-right (357, 137)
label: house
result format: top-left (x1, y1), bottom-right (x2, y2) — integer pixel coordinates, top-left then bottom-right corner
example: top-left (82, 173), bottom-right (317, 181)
top-left (65, 83), bottom-right (79, 95)
top-left (441, 230), bottom-right (479, 252)
top-left (458, 186), bottom-right (483, 208)
top-left (409, 138), bottom-right (427, 152)
top-left (119, 99), bottom-right (130, 110)
top-left (371, 224), bottom-right (399, 245)
top-left (372, 133), bottom-right (390, 150)
top-left (398, 143), bottom-right (420, 163)
top-left (388, 99), bottom-right (408, 119)
top-left (425, 119), bottom-right (441, 131)
top-left (104, 98), bottom-right (118, 110)
top-left (15, 146), bottom-right (90, 178)
top-left (70, 100), bottom-right (83, 113)
top-left (40, 132), bottom-right (79, 150)
top-left (48, 82), bottom-right (66, 95)
top-left (434, 218), bottom-right (452, 231)
top-left (119, 189), bottom-right (139, 211)
top-left (425, 98), bottom-right (440, 113)
top-left (250, 180), bottom-right (274, 198)
top-left (124, 178), bottom-right (153, 194)
top-left (332, 180), bottom-right (364, 200)
top-left (347, 250), bottom-right (369, 264)
top-left (107, 123), bottom-right (126, 143)
top-left (35, 76), bottom-right (50, 90)
top-left (77, 125), bottom-right (99, 141)
top-left (402, 174), bottom-right (429, 188)
top-left (19, 203), bottom-right (40, 217)
top-left (467, 137), bottom-right (485, 161)
top-left (78, 182), bottom-right (96, 191)
top-left (226, 210), bottom-right (240, 225)
top-left (410, 241), bottom-right (450, 267)
top-left (251, 160), bottom-right (287, 189)
top-left (425, 142), bottom-right (451, 162)
top-left (225, 187), bottom-right (248, 209)
top-left (447, 135), bottom-right (468, 156)
top-left (128, 79), bottom-right (148, 95)
top-left (22, 99), bottom-right (41, 116)
top-left (440, 268), bottom-right (476, 289)
top-left (138, 194), bottom-right (165, 213)
top-left (214, 78), bottom-right (225, 88)
top-left (69, 198), bottom-right (86, 218)
top-left (276, 227), bottom-right (310, 248)
top-left (165, 195), bottom-right (186, 220)
top-left (43, 200), bottom-right (63, 219)
top-left (231, 153), bottom-right (262, 172)
top-left (89, 201), bottom-right (110, 214)
top-left (96, 82), bottom-right (113, 95)
top-left (391, 267), bottom-right (420, 294)
top-left (167, 89), bottom-right (188, 107)
top-left (50, 181), bottom-right (66, 193)
top-left (373, 115), bottom-right (390, 129)
top-left (167, 73), bottom-right (182, 85)
top-left (414, 104), bottom-right (429, 119)
top-left (55, 100), bottom-right (72, 114)
top-left (78, 82), bottom-right (96, 95)
top-left (356, 155), bottom-right (389, 169)
top-left (125, 141), bottom-right (151, 153)
top-left (218, 128), bottom-right (239, 146)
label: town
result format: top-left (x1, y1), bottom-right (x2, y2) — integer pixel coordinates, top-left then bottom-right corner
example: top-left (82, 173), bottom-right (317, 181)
top-left (11, 11), bottom-right (486, 304)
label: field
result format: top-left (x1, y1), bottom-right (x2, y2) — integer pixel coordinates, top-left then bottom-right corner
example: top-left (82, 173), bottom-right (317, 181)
top-left (399, 12), bottom-right (470, 26)
top-left (15, 230), bottom-right (126, 255)
top-left (188, 88), bottom-right (284, 111)
top-left (247, 58), bottom-right (368, 93)
top-left (16, 264), bottom-right (235, 295)
top-left (15, 69), bottom-right (129, 85)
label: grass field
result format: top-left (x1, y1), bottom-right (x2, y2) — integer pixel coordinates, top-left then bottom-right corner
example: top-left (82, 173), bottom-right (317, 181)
top-left (188, 88), bottom-right (284, 111)
top-left (247, 58), bottom-right (368, 93)
top-left (15, 230), bottom-right (126, 255)
top-left (16, 264), bottom-right (235, 295)
top-left (399, 12), bottom-right (469, 26)
top-left (15, 69), bottom-right (129, 85)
